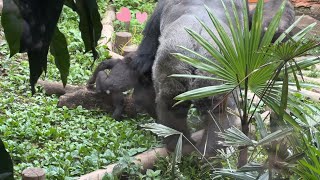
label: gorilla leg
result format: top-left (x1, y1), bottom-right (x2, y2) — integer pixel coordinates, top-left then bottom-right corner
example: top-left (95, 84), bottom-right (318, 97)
top-left (156, 84), bottom-right (193, 152)
top-left (95, 71), bottom-right (124, 120)
top-left (133, 84), bottom-right (157, 119)
top-left (190, 70), bottom-right (238, 156)
top-left (95, 71), bottom-right (110, 93)
top-left (153, 53), bottom-right (195, 152)
top-left (111, 91), bottom-right (125, 120)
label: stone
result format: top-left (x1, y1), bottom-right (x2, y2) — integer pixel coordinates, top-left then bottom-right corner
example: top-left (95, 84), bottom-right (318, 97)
top-left (292, 15), bottom-right (320, 36)
top-left (311, 4), bottom-right (320, 15)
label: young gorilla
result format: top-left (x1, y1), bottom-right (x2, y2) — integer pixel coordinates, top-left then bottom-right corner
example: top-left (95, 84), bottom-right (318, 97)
top-left (129, 0), bottom-right (295, 155)
top-left (86, 1), bottom-right (166, 119)
top-left (87, 53), bottom-right (137, 120)
top-left (87, 53), bottom-right (157, 120)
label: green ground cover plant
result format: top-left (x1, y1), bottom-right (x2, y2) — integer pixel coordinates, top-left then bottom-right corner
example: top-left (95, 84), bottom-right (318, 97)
top-left (0, 1), bottom-right (158, 179)
top-left (1, 0), bottom-right (320, 179)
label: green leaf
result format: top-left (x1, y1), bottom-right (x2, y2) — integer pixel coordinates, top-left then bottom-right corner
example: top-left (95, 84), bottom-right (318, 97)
top-left (260, 0), bottom-right (286, 47)
top-left (64, 0), bottom-right (77, 11)
top-left (169, 74), bottom-right (225, 82)
top-left (75, 0), bottom-right (102, 59)
top-left (174, 134), bottom-right (183, 163)
top-left (292, 23), bottom-right (317, 41)
top-left (274, 15), bottom-right (304, 44)
top-left (218, 127), bottom-right (255, 147)
top-left (279, 64), bottom-right (288, 121)
top-left (174, 84), bottom-right (234, 101)
top-left (50, 27), bottom-right (70, 87)
top-left (141, 123), bottom-right (181, 138)
top-left (257, 128), bottom-right (292, 146)
top-left (238, 162), bottom-right (264, 172)
top-left (254, 113), bottom-right (268, 138)
top-left (1, 0), bottom-right (22, 57)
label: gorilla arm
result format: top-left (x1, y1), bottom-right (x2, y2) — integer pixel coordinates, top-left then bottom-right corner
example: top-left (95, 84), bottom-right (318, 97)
top-left (87, 58), bottom-right (120, 86)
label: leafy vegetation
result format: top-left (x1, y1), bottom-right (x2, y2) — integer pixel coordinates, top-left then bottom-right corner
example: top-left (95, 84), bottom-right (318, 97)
top-left (0, 1), bottom-right (158, 179)
top-left (1, 0), bottom-right (320, 179)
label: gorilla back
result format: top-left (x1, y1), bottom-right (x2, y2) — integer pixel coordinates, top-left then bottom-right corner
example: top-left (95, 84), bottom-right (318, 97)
top-left (152, 0), bottom-right (245, 155)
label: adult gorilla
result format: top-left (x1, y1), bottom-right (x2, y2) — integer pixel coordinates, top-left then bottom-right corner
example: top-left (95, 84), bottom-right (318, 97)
top-left (149, 0), bottom-right (246, 154)
top-left (133, 0), bottom-right (294, 154)
top-left (91, 0), bottom-right (294, 154)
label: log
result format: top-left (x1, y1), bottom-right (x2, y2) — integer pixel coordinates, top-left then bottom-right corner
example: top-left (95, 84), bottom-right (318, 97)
top-left (38, 80), bottom-right (83, 96)
top-left (79, 130), bottom-right (205, 180)
top-left (99, 5), bottom-right (116, 51)
top-left (22, 167), bottom-right (45, 180)
top-left (57, 88), bottom-right (138, 118)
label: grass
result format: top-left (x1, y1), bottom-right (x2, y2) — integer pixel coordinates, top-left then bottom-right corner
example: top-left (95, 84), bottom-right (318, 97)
top-left (0, 1), bottom-right (158, 179)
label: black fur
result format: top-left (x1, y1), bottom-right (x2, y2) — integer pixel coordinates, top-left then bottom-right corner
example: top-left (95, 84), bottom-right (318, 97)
top-left (87, 54), bottom-right (138, 120)
top-left (88, 53), bottom-right (157, 120)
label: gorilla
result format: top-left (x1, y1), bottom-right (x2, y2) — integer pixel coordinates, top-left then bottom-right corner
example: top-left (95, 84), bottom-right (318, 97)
top-left (91, 0), bottom-right (295, 154)
top-left (87, 53), bottom-right (157, 120)
top-left (249, 0), bottom-right (295, 42)
top-left (87, 54), bottom-right (136, 120)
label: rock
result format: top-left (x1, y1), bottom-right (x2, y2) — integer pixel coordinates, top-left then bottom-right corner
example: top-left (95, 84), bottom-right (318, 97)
top-left (311, 4), bottom-right (320, 15)
top-left (292, 0), bottom-right (318, 7)
top-left (292, 15), bottom-right (320, 36)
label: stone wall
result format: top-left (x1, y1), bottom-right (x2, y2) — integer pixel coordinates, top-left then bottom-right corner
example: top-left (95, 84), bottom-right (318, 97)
top-left (292, 0), bottom-right (320, 7)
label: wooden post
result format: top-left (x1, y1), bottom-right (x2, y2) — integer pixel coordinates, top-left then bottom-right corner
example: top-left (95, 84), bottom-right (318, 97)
top-left (114, 32), bottom-right (132, 54)
top-left (122, 45), bottom-right (138, 56)
top-left (22, 167), bottom-right (45, 180)
top-left (114, 32), bottom-right (132, 55)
